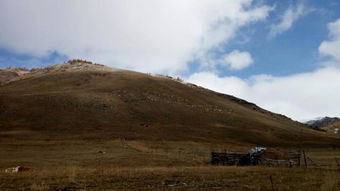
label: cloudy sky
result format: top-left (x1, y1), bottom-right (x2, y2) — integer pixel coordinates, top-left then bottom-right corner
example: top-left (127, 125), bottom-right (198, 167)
top-left (1, 0), bottom-right (340, 121)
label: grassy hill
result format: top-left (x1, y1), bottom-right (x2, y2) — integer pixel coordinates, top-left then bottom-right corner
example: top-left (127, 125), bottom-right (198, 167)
top-left (324, 121), bottom-right (340, 134)
top-left (0, 68), bottom-right (30, 85)
top-left (0, 60), bottom-right (339, 147)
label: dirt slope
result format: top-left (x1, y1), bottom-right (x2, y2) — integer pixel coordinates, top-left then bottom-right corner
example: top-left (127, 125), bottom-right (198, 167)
top-left (0, 60), bottom-right (339, 147)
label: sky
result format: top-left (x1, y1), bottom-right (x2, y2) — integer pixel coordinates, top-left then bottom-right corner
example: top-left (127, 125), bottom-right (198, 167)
top-left (0, 0), bottom-right (340, 121)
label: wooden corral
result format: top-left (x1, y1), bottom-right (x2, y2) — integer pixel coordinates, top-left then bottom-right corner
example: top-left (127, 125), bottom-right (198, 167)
top-left (211, 152), bottom-right (249, 166)
top-left (211, 151), bottom-right (301, 167)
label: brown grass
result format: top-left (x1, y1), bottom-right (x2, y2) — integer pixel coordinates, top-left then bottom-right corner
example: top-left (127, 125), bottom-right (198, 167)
top-left (0, 140), bottom-right (339, 190)
top-left (0, 166), bottom-right (339, 191)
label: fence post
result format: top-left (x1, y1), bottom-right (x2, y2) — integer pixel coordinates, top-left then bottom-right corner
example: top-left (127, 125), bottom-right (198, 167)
top-left (335, 157), bottom-right (340, 171)
top-left (269, 175), bottom-right (275, 191)
top-left (302, 150), bottom-right (307, 168)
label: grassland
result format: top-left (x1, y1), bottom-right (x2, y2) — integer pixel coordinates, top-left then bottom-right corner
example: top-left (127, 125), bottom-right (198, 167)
top-left (0, 139), bottom-right (339, 190)
top-left (1, 166), bottom-right (340, 191)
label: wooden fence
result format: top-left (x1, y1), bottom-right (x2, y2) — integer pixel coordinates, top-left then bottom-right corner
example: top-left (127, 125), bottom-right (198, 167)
top-left (211, 151), bottom-right (301, 167)
top-left (211, 152), bottom-right (249, 165)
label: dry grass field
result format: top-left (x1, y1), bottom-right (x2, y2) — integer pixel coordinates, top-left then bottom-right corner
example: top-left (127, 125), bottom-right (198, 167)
top-left (0, 139), bottom-right (339, 190)
top-left (1, 166), bottom-right (340, 191)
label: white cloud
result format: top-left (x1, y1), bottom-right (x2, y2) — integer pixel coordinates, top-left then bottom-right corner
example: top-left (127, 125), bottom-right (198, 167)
top-left (319, 19), bottom-right (340, 61)
top-left (188, 18), bottom-right (340, 121)
top-left (269, 3), bottom-right (307, 38)
top-left (222, 50), bottom-right (253, 70)
top-left (186, 67), bottom-right (340, 121)
top-left (0, 0), bottom-right (272, 74)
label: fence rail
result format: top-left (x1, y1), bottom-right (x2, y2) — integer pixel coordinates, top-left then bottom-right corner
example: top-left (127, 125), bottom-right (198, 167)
top-left (211, 152), bottom-right (248, 165)
top-left (211, 151), bottom-right (301, 167)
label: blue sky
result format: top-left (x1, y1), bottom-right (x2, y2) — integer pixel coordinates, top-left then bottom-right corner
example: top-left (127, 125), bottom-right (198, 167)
top-left (236, 0), bottom-right (340, 76)
top-left (187, 0), bottom-right (340, 78)
top-left (1, 0), bottom-right (340, 120)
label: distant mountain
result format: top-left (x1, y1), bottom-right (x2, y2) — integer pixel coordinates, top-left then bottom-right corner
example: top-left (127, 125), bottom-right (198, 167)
top-left (1, 60), bottom-right (339, 146)
top-left (305, 117), bottom-right (340, 129)
top-left (324, 121), bottom-right (340, 134)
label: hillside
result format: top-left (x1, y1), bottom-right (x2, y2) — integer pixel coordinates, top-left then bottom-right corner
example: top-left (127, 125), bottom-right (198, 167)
top-left (324, 121), bottom-right (340, 134)
top-left (0, 60), bottom-right (339, 147)
top-left (0, 67), bottom-right (30, 85)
